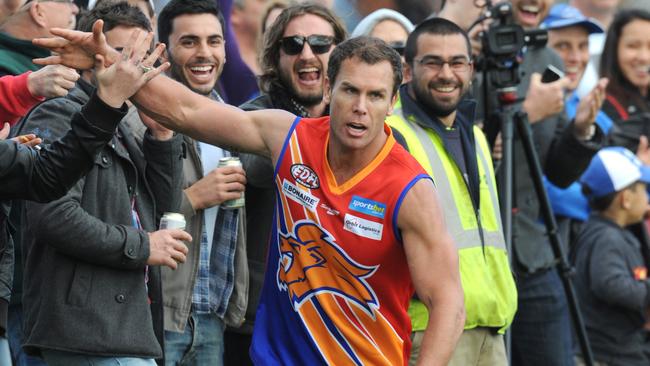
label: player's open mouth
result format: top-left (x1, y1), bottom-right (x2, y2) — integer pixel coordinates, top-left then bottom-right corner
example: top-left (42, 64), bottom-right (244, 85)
top-left (347, 122), bottom-right (367, 136)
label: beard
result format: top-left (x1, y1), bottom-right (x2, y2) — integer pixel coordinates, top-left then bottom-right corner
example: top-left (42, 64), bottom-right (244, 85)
top-left (412, 79), bottom-right (468, 119)
top-left (278, 65), bottom-right (324, 107)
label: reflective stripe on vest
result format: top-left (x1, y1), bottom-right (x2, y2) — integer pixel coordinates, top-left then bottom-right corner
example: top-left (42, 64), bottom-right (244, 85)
top-left (387, 105), bottom-right (506, 251)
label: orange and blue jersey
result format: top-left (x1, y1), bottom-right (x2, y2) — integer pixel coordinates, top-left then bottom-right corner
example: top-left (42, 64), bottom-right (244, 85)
top-left (250, 116), bottom-right (430, 365)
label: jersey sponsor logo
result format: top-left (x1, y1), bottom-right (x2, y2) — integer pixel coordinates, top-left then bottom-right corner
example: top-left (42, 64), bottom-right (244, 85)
top-left (319, 203), bottom-right (340, 216)
top-left (291, 164), bottom-right (320, 189)
top-left (343, 214), bottom-right (383, 241)
top-left (277, 221), bottom-right (379, 314)
top-left (282, 179), bottom-right (319, 211)
top-left (348, 195), bottom-right (386, 219)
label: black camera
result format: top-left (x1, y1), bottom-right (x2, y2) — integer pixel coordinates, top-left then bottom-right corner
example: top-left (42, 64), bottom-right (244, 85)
top-left (474, 1), bottom-right (548, 89)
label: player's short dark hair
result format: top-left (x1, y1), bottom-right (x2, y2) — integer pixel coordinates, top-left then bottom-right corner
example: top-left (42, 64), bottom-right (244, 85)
top-left (328, 36), bottom-right (403, 96)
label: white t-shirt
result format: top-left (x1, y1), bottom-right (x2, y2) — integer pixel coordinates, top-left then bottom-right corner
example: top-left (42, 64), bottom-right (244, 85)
top-left (199, 141), bottom-right (225, 250)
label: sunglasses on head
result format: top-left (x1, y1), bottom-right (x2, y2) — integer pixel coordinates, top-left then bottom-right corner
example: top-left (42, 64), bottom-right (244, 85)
top-left (280, 35), bottom-right (335, 56)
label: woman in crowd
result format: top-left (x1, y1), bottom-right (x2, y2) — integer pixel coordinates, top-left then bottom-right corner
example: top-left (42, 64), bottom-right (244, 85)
top-left (600, 9), bottom-right (650, 123)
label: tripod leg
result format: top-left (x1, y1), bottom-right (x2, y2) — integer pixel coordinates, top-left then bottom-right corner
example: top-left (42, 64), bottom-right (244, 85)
top-left (514, 111), bottom-right (595, 366)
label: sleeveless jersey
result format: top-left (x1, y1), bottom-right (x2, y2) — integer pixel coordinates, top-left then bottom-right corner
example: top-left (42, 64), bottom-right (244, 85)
top-left (250, 116), bottom-right (430, 365)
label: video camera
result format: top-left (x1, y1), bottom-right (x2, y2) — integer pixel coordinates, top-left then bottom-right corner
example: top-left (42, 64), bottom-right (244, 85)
top-left (473, 1), bottom-right (548, 89)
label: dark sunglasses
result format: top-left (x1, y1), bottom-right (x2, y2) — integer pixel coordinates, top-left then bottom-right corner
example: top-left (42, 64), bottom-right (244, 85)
top-left (280, 35), bottom-right (335, 56)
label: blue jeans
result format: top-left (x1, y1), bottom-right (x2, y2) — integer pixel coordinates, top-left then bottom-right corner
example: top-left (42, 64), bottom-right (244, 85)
top-left (7, 305), bottom-right (47, 366)
top-left (511, 269), bottom-right (574, 366)
top-left (41, 350), bottom-right (156, 366)
top-left (164, 312), bottom-right (225, 366)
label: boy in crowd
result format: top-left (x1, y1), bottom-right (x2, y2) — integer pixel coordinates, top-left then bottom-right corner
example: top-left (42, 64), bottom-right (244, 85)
top-left (573, 147), bottom-right (650, 366)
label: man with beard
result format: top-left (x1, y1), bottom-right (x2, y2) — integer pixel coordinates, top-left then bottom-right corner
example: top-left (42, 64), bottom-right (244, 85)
top-left (156, 1), bottom-right (247, 365)
top-left (387, 18), bottom-right (518, 366)
top-left (224, 4), bottom-right (347, 364)
top-left (485, 0), bottom-right (606, 364)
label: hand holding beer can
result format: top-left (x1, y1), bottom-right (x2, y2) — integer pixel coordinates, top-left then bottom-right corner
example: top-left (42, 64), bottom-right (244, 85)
top-left (219, 157), bottom-right (245, 209)
top-left (159, 212), bottom-right (186, 230)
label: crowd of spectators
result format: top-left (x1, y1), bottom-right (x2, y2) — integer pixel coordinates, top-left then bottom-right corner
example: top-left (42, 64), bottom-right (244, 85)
top-left (2, 0), bottom-right (650, 365)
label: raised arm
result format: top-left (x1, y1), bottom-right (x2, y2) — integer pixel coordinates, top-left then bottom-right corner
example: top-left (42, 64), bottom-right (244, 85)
top-left (34, 21), bottom-right (294, 159)
top-left (399, 178), bottom-right (465, 366)
top-left (130, 71), bottom-right (293, 158)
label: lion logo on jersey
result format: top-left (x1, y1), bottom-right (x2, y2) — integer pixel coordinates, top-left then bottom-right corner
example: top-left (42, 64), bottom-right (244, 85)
top-left (277, 221), bottom-right (379, 314)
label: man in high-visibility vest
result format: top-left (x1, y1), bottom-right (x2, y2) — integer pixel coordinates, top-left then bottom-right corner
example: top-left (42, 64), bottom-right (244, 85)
top-left (386, 18), bottom-right (517, 366)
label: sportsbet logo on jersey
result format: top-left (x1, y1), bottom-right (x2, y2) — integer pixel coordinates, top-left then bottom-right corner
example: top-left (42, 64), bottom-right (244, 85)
top-left (349, 195), bottom-right (386, 219)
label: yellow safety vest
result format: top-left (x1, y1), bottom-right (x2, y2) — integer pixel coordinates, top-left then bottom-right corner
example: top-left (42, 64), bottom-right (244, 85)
top-left (387, 99), bottom-right (517, 334)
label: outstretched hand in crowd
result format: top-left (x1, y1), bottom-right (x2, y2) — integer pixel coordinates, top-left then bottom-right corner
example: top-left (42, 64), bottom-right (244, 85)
top-left (94, 28), bottom-right (168, 108)
top-left (33, 20), bottom-right (117, 70)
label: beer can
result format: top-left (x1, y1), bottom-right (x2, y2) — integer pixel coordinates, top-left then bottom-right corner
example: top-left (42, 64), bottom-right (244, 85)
top-left (218, 156), bottom-right (245, 209)
top-left (159, 212), bottom-right (186, 230)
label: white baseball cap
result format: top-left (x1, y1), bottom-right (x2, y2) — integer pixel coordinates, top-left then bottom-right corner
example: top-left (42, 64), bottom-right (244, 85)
top-left (580, 147), bottom-right (650, 199)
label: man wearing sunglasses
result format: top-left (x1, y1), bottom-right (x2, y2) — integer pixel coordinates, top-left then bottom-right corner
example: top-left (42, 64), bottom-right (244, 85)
top-left (387, 18), bottom-right (517, 366)
top-left (226, 4), bottom-right (347, 365)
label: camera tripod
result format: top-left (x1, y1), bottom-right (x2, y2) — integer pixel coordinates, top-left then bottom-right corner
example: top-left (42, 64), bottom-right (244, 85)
top-left (494, 86), bottom-right (595, 366)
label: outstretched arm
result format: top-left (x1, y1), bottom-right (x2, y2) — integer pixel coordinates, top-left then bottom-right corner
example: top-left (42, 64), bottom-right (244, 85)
top-left (399, 178), bottom-right (465, 366)
top-left (0, 30), bottom-right (166, 202)
top-left (130, 70), bottom-right (292, 158)
top-left (34, 21), bottom-right (295, 159)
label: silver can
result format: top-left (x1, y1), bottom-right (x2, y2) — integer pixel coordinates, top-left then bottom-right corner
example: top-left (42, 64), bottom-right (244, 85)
top-left (159, 212), bottom-right (186, 230)
top-left (219, 156), bottom-right (245, 209)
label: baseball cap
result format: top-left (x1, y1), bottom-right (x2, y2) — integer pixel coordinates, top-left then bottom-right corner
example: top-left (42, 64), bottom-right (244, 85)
top-left (580, 147), bottom-right (650, 199)
top-left (540, 4), bottom-right (604, 34)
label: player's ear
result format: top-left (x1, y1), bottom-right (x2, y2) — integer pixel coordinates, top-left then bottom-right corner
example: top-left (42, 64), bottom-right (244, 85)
top-left (387, 92), bottom-right (398, 116)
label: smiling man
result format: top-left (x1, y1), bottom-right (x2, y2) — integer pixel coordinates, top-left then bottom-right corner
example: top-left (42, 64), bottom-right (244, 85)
top-left (543, 4), bottom-right (610, 133)
top-left (159, 0), bottom-right (225, 95)
top-left (387, 18), bottom-right (517, 366)
top-left (156, 1), bottom-right (247, 365)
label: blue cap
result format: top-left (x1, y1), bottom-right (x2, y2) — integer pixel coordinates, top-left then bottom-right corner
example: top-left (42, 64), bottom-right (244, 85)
top-left (580, 147), bottom-right (650, 199)
top-left (540, 4), bottom-right (604, 34)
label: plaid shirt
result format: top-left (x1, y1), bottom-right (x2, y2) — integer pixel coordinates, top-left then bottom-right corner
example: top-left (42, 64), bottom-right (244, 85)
top-left (191, 96), bottom-right (240, 315)
top-left (192, 208), bottom-right (239, 316)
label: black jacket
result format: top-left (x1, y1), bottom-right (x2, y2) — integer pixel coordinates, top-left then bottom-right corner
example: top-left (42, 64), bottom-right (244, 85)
top-left (573, 215), bottom-right (650, 366)
top-left (0, 92), bottom-right (125, 336)
top-left (16, 80), bottom-right (183, 359)
top-left (492, 46), bottom-right (604, 273)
